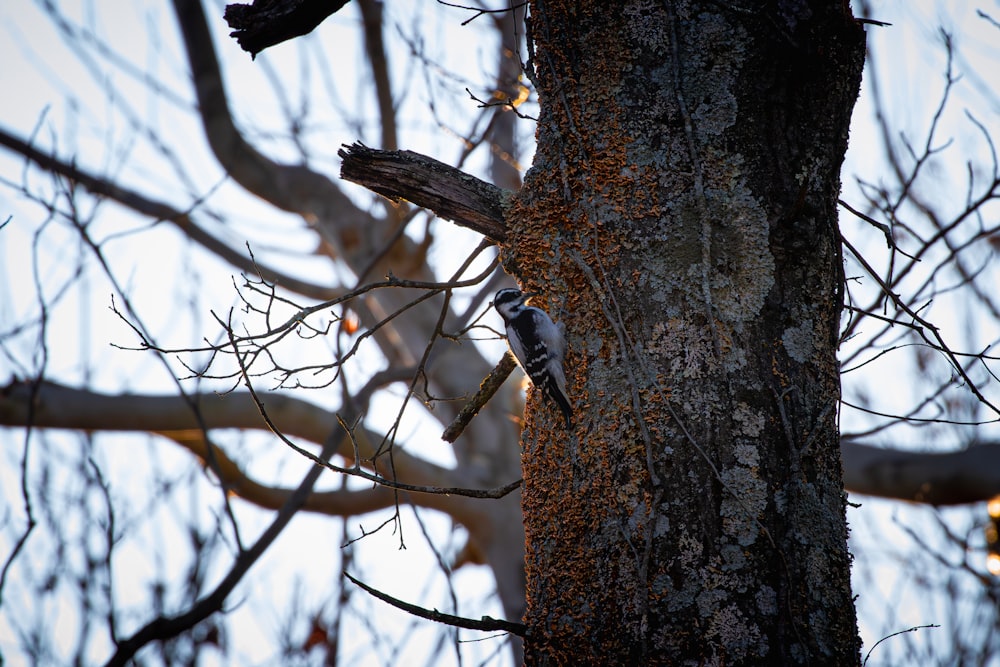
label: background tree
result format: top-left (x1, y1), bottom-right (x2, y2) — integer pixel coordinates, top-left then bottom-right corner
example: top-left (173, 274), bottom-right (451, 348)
top-left (1, 1), bottom-right (999, 666)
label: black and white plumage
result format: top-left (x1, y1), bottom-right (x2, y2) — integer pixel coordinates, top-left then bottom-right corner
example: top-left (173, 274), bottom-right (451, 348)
top-left (493, 288), bottom-right (573, 428)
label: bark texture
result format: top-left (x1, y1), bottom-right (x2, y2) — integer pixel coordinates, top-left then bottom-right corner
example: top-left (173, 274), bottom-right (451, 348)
top-left (512, 2), bottom-right (866, 664)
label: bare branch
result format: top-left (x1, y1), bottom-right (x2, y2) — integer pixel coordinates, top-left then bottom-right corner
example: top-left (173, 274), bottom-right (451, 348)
top-left (344, 571), bottom-right (526, 636)
top-left (224, 0), bottom-right (350, 58)
top-left (338, 143), bottom-right (508, 241)
top-left (443, 352), bottom-right (518, 442)
top-left (862, 624), bottom-right (940, 666)
top-left (437, 1), bottom-right (529, 27)
top-left (0, 380), bottom-right (511, 503)
top-left (841, 234), bottom-right (1000, 416)
top-left (103, 425), bottom-right (347, 667)
top-left (838, 198), bottom-right (917, 259)
top-left (0, 126), bottom-right (339, 301)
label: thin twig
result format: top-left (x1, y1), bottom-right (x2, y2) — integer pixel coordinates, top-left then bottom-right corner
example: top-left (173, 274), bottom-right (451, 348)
top-left (862, 624), bottom-right (940, 666)
top-left (344, 572), bottom-right (526, 636)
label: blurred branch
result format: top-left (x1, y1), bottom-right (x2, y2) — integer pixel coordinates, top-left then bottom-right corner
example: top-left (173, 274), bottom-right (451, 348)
top-left (7, 380), bottom-right (1000, 506)
top-left (485, 1), bottom-right (528, 190)
top-left (173, 0), bottom-right (369, 232)
top-left (358, 0), bottom-right (397, 151)
top-left (160, 428), bottom-right (397, 515)
top-left (0, 125), bottom-right (340, 301)
top-left (104, 416), bottom-right (348, 667)
top-left (224, 0), bottom-right (350, 58)
top-left (339, 142), bottom-right (508, 241)
top-left (0, 379), bottom-right (331, 437)
top-left (0, 380), bottom-right (513, 508)
top-left (842, 441), bottom-right (1000, 505)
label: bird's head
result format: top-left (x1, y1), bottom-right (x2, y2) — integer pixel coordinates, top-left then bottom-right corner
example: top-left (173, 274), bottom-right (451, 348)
top-left (493, 288), bottom-right (535, 319)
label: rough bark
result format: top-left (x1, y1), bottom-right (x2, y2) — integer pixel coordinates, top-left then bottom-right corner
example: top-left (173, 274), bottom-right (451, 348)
top-left (508, 1), bottom-right (866, 664)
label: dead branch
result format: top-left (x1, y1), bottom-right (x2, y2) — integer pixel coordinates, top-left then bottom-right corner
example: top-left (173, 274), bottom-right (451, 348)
top-left (338, 143), bottom-right (509, 242)
top-left (443, 352), bottom-right (518, 442)
top-left (224, 0), bottom-right (350, 58)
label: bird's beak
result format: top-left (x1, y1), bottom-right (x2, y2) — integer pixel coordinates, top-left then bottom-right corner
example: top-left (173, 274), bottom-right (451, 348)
top-left (524, 291), bottom-right (540, 299)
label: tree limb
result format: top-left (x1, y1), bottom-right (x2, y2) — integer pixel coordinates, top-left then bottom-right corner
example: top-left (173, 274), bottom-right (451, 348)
top-left (160, 430), bottom-right (398, 516)
top-left (0, 380), bottom-right (512, 513)
top-left (0, 379), bottom-right (331, 440)
top-left (358, 0), bottom-right (397, 151)
top-left (6, 380), bottom-right (999, 506)
top-left (338, 143), bottom-right (509, 242)
top-left (224, 0), bottom-right (350, 58)
top-left (841, 441), bottom-right (1000, 505)
top-left (174, 0), bottom-right (369, 231)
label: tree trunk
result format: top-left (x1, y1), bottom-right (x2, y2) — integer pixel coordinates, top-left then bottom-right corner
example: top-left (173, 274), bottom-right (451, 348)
top-left (510, 1), bottom-right (866, 664)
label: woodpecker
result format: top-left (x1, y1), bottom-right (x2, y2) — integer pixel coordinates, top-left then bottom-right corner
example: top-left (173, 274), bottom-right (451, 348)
top-left (493, 288), bottom-right (573, 428)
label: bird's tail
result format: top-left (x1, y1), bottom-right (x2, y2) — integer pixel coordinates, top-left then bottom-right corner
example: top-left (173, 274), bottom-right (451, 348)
top-left (548, 386), bottom-right (574, 430)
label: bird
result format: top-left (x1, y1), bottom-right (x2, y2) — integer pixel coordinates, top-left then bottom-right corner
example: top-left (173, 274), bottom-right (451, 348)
top-left (492, 288), bottom-right (573, 428)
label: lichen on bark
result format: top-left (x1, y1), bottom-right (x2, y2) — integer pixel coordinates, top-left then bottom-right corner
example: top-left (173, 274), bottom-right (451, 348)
top-left (508, 1), bottom-right (865, 664)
